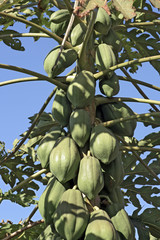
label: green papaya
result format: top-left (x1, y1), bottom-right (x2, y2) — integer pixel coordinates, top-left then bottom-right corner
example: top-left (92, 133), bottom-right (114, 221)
top-left (70, 22), bottom-right (86, 46)
top-left (37, 126), bottom-right (65, 169)
top-left (38, 176), bottom-right (69, 225)
top-left (102, 29), bottom-right (122, 53)
top-left (95, 43), bottom-right (117, 77)
top-left (54, 189), bottom-right (89, 240)
top-left (67, 70), bottom-right (95, 108)
top-left (94, 7), bottom-right (112, 35)
top-left (50, 20), bottom-right (69, 37)
top-left (107, 207), bottom-right (135, 240)
top-left (77, 156), bottom-right (104, 199)
top-left (102, 154), bottom-right (124, 193)
top-left (99, 73), bottom-right (120, 97)
top-left (49, 136), bottom-right (80, 183)
top-left (85, 209), bottom-right (119, 240)
top-left (52, 88), bottom-right (72, 127)
top-left (44, 46), bottom-right (77, 78)
top-left (90, 125), bottom-right (119, 165)
top-left (69, 109), bottom-right (92, 147)
top-left (37, 224), bottom-right (64, 240)
top-left (100, 102), bottom-right (137, 136)
top-left (50, 9), bottom-right (70, 24)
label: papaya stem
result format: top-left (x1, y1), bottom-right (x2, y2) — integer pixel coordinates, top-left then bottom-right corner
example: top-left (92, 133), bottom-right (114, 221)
top-left (117, 136), bottom-right (160, 184)
top-left (94, 54), bottom-right (160, 80)
top-left (0, 64), bottom-right (68, 90)
top-left (102, 111), bottom-right (160, 128)
top-left (121, 68), bottom-right (159, 112)
top-left (95, 96), bottom-right (160, 107)
top-left (117, 75), bottom-right (160, 92)
top-left (0, 33), bottom-right (50, 39)
top-left (24, 205), bottom-right (38, 224)
top-left (114, 20), bottom-right (160, 30)
top-left (78, 10), bottom-right (96, 71)
top-left (120, 146), bottom-right (160, 153)
top-left (0, 11), bottom-right (72, 49)
top-left (0, 87), bottom-right (57, 165)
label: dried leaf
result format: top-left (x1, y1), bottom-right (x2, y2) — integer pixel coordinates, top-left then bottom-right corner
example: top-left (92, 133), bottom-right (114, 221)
top-left (149, 0), bottom-right (160, 9)
top-left (112, 0), bottom-right (136, 20)
top-left (76, 0), bottom-right (106, 17)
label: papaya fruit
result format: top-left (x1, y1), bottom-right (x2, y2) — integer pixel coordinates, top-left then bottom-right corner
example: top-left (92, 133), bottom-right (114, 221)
top-left (38, 176), bottom-right (69, 225)
top-left (50, 20), bottom-right (69, 37)
top-left (99, 73), bottom-right (120, 97)
top-left (77, 156), bottom-right (104, 200)
top-left (50, 9), bottom-right (70, 36)
top-left (100, 102), bottom-right (137, 136)
top-left (54, 189), bottom-right (89, 240)
top-left (94, 7), bottom-right (112, 35)
top-left (102, 154), bottom-right (124, 193)
top-left (67, 70), bottom-right (95, 108)
top-left (52, 88), bottom-right (72, 127)
top-left (102, 29), bottom-right (122, 53)
top-left (49, 136), bottom-right (80, 183)
top-left (95, 43), bottom-right (117, 77)
top-left (69, 109), bottom-right (92, 147)
top-left (70, 22), bottom-right (86, 46)
top-left (84, 209), bottom-right (119, 240)
top-left (90, 125), bottom-right (119, 165)
top-left (37, 224), bottom-right (63, 240)
top-left (107, 206), bottom-right (135, 240)
top-left (50, 9), bottom-right (70, 24)
top-left (44, 46), bottom-right (77, 78)
top-left (37, 126), bottom-right (65, 169)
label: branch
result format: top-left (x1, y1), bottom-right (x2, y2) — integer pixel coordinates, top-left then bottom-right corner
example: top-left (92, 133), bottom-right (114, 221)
top-left (121, 68), bottom-right (159, 112)
top-left (95, 96), bottom-right (160, 107)
top-left (0, 12), bottom-right (72, 49)
top-left (120, 145), bottom-right (160, 153)
top-left (102, 111), bottom-right (160, 128)
top-left (0, 33), bottom-right (50, 39)
top-left (2, 219), bottom-right (44, 240)
top-left (0, 64), bottom-right (68, 90)
top-left (94, 54), bottom-right (160, 80)
top-left (24, 205), bottom-right (38, 224)
top-left (118, 75), bottom-right (160, 92)
top-left (117, 136), bottom-right (160, 184)
top-left (0, 77), bottom-right (44, 86)
top-left (136, 9), bottom-right (160, 18)
top-left (0, 87), bottom-right (57, 165)
top-left (8, 169), bottom-right (47, 193)
top-left (114, 20), bottom-right (160, 30)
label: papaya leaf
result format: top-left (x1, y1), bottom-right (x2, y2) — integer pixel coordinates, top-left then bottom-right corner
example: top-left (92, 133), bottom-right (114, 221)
top-left (112, 0), bottom-right (136, 20)
top-left (138, 131), bottom-right (160, 147)
top-left (132, 218), bottom-right (150, 240)
top-left (2, 191), bottom-right (37, 207)
top-left (149, 0), bottom-right (160, 9)
top-left (134, 208), bottom-right (160, 238)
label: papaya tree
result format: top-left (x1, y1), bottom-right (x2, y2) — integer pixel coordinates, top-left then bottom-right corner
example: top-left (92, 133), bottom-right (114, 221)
top-left (0, 0), bottom-right (160, 239)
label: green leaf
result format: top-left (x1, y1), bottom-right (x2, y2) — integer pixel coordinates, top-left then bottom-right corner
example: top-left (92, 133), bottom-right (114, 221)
top-left (0, 29), bottom-right (25, 51)
top-left (138, 208), bottom-right (160, 238)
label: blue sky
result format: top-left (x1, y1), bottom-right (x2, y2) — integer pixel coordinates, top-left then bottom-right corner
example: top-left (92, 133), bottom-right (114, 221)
top-left (0, 20), bottom-right (160, 228)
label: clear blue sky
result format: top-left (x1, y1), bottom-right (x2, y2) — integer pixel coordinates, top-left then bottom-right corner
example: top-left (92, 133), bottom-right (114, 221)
top-left (0, 21), bottom-right (159, 226)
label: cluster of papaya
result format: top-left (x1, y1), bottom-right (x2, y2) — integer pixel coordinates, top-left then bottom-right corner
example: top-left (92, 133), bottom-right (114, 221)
top-left (37, 6), bottom-right (136, 240)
